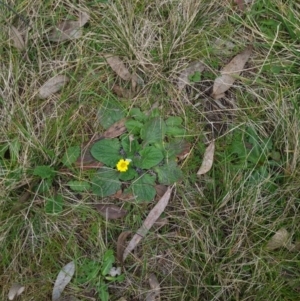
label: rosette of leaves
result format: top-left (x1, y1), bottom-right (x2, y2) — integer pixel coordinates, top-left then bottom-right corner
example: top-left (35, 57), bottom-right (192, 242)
top-left (89, 108), bottom-right (187, 202)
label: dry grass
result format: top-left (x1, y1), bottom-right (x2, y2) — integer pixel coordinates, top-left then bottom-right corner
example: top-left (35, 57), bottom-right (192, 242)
top-left (1, 0), bottom-right (300, 300)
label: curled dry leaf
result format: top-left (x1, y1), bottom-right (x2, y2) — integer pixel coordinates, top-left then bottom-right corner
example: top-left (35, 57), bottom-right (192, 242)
top-left (117, 231), bottom-right (131, 264)
top-left (103, 119), bottom-right (127, 138)
top-left (78, 11), bottom-right (90, 27)
top-left (8, 283), bottom-right (25, 300)
top-left (146, 274), bottom-right (161, 301)
top-left (39, 75), bottom-right (69, 99)
top-left (155, 184), bottom-right (168, 201)
top-left (94, 204), bottom-right (127, 220)
top-left (266, 228), bottom-right (290, 251)
top-left (235, 0), bottom-right (245, 10)
top-left (211, 46), bottom-right (252, 99)
top-left (104, 55), bottom-right (132, 81)
top-left (112, 84), bottom-right (133, 98)
top-left (123, 187), bottom-right (172, 262)
top-left (48, 21), bottom-right (82, 42)
top-left (48, 11), bottom-right (89, 42)
top-left (52, 261), bottom-right (75, 301)
top-left (177, 141), bottom-right (191, 161)
top-left (197, 141), bottom-right (215, 176)
top-left (9, 26), bottom-right (25, 51)
top-left (177, 61), bottom-right (205, 92)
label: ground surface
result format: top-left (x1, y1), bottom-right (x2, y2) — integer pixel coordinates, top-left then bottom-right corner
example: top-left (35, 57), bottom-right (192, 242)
top-left (1, 0), bottom-right (300, 300)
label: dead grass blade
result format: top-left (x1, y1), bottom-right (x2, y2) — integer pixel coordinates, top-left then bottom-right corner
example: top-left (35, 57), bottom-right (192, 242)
top-left (123, 187), bottom-right (173, 262)
top-left (94, 204), bottom-right (127, 220)
top-left (9, 26), bottom-right (25, 50)
top-left (146, 274), bottom-right (161, 301)
top-left (104, 55), bottom-right (132, 81)
top-left (177, 61), bottom-right (205, 92)
top-left (211, 46), bottom-right (252, 99)
top-left (39, 75), bottom-right (69, 99)
top-left (8, 283), bottom-right (25, 300)
top-left (197, 141), bottom-right (215, 176)
top-left (117, 231), bottom-right (132, 264)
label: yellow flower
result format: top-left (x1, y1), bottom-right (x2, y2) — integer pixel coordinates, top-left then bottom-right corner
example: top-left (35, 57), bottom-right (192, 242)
top-left (116, 159), bottom-right (131, 172)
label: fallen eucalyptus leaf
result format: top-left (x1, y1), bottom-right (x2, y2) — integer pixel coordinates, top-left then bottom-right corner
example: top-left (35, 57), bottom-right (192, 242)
top-left (78, 11), bottom-right (90, 27)
top-left (104, 55), bottom-right (132, 81)
top-left (146, 274), bottom-right (161, 301)
top-left (112, 84), bottom-right (132, 98)
top-left (48, 21), bottom-right (82, 42)
top-left (197, 141), bottom-right (215, 176)
top-left (8, 283), bottom-right (25, 300)
top-left (39, 75), bottom-right (69, 99)
top-left (155, 184), bottom-right (168, 201)
top-left (9, 26), bottom-right (25, 50)
top-left (123, 187), bottom-right (172, 261)
top-left (117, 231), bottom-right (131, 264)
top-left (103, 119), bottom-right (127, 138)
top-left (235, 0), bottom-right (245, 10)
top-left (211, 46), bottom-right (252, 99)
top-left (48, 12), bottom-right (89, 42)
top-left (52, 261), bottom-right (75, 301)
top-left (266, 228), bottom-right (290, 251)
top-left (94, 204), bottom-right (127, 220)
top-left (177, 61), bottom-right (205, 92)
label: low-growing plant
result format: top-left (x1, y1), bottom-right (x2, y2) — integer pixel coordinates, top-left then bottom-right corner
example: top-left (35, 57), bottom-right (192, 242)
top-left (88, 107), bottom-right (187, 201)
top-left (75, 249), bottom-right (123, 301)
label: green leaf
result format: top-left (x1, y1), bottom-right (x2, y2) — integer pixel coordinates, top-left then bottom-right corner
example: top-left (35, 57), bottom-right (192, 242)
top-left (140, 117), bottom-right (166, 145)
top-left (75, 258), bottom-right (100, 284)
top-left (150, 108), bottom-right (160, 117)
top-left (98, 100), bottom-right (125, 129)
top-left (130, 174), bottom-right (156, 202)
top-left (121, 135), bottom-right (139, 157)
top-left (98, 283), bottom-right (109, 301)
top-left (45, 194), bottom-right (63, 214)
top-left (166, 126), bottom-right (186, 137)
top-left (129, 108), bottom-right (147, 122)
top-left (35, 178), bottom-right (53, 193)
top-left (62, 146), bottom-right (80, 167)
top-left (125, 119), bottom-right (143, 135)
top-left (165, 116), bottom-right (183, 126)
top-left (91, 168), bottom-right (121, 197)
top-left (188, 71), bottom-right (201, 82)
top-left (118, 167), bottom-right (137, 181)
top-left (68, 181), bottom-right (91, 192)
top-left (136, 146), bottom-right (164, 169)
top-left (33, 165), bottom-right (56, 179)
top-left (155, 161), bottom-right (182, 185)
top-left (102, 249), bottom-right (115, 276)
top-left (91, 139), bottom-right (121, 167)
